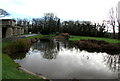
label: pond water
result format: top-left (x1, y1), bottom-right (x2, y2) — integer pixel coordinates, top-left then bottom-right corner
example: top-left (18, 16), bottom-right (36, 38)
top-left (14, 39), bottom-right (120, 79)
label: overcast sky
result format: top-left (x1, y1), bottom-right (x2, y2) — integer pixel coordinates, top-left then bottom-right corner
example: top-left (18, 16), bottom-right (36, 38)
top-left (0, 0), bottom-right (120, 22)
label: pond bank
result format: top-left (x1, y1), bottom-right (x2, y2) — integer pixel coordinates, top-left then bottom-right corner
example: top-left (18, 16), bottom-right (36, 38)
top-left (3, 38), bottom-right (39, 55)
top-left (14, 37), bottom-right (119, 79)
top-left (2, 34), bottom-right (53, 80)
top-left (72, 39), bottom-right (120, 55)
top-left (18, 67), bottom-right (48, 79)
top-left (2, 54), bottom-right (40, 79)
top-left (54, 34), bottom-right (120, 54)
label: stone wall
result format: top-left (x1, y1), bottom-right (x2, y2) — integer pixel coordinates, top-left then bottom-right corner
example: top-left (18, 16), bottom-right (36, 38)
top-left (13, 28), bottom-right (18, 35)
top-left (1, 19), bottom-right (25, 38)
top-left (21, 28), bottom-right (24, 34)
top-left (2, 27), bottom-right (25, 38)
top-left (6, 27), bottom-right (13, 38)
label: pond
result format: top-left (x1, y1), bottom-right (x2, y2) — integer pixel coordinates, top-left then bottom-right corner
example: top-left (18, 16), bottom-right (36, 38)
top-left (14, 39), bottom-right (120, 79)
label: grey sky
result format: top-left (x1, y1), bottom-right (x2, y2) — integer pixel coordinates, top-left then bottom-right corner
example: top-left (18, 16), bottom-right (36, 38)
top-left (0, 0), bottom-right (120, 22)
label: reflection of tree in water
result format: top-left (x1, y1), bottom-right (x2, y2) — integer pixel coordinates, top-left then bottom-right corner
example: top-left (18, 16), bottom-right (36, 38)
top-left (102, 54), bottom-right (120, 72)
top-left (31, 39), bottom-right (58, 59)
top-left (58, 40), bottom-right (78, 51)
top-left (31, 39), bottom-right (75, 60)
top-left (42, 40), bottom-right (58, 59)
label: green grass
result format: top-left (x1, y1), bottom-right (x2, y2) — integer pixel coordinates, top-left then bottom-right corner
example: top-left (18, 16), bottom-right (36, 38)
top-left (69, 35), bottom-right (120, 43)
top-left (2, 54), bottom-right (42, 79)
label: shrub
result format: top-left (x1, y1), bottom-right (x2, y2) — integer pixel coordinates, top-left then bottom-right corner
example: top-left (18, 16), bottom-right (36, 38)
top-left (60, 33), bottom-right (70, 38)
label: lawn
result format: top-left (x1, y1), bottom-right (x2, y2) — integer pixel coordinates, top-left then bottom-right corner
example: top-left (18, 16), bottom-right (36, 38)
top-left (69, 35), bottom-right (120, 43)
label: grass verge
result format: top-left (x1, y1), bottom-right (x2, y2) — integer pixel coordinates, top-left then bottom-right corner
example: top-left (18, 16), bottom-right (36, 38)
top-left (69, 35), bottom-right (120, 43)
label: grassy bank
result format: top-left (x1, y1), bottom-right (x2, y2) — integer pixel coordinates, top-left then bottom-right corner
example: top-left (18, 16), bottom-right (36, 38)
top-left (2, 54), bottom-right (41, 79)
top-left (69, 35), bottom-right (120, 43)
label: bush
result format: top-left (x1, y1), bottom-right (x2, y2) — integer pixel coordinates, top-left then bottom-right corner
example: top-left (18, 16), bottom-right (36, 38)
top-left (60, 33), bottom-right (70, 38)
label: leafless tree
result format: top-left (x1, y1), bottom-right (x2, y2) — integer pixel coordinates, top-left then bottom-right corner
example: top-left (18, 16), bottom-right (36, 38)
top-left (116, 5), bottom-right (120, 39)
top-left (109, 7), bottom-right (116, 38)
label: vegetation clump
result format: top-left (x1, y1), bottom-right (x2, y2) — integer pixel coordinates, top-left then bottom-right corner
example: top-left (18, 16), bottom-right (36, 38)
top-left (55, 33), bottom-right (70, 40)
top-left (73, 39), bottom-right (120, 54)
top-left (3, 38), bottom-right (39, 54)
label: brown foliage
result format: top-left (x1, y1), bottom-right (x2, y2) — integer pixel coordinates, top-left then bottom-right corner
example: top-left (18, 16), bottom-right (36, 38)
top-left (60, 33), bottom-right (70, 38)
top-left (55, 33), bottom-right (70, 40)
top-left (73, 39), bottom-right (120, 54)
top-left (3, 38), bottom-right (39, 54)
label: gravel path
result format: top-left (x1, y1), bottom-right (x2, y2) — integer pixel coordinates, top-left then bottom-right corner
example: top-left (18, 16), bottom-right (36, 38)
top-left (2, 34), bottom-right (38, 42)
top-left (16, 34), bottom-right (38, 38)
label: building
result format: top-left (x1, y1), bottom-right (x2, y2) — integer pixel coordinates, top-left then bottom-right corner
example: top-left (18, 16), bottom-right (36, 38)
top-left (1, 19), bottom-right (16, 27)
top-left (1, 19), bottom-right (25, 38)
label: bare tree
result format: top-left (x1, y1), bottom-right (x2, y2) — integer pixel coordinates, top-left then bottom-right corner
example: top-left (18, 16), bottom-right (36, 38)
top-left (116, 4), bottom-right (120, 39)
top-left (109, 7), bottom-right (116, 38)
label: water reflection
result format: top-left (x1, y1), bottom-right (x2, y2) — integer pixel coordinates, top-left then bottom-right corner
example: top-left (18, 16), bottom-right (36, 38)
top-left (30, 39), bottom-right (76, 60)
top-left (102, 55), bottom-right (119, 72)
top-left (14, 39), bottom-right (119, 79)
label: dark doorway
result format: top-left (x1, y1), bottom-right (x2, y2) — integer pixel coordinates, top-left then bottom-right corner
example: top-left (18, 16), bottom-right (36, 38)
top-left (2, 27), bottom-right (7, 38)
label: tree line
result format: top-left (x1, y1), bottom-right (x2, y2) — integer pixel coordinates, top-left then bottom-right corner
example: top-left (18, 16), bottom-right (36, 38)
top-left (15, 13), bottom-right (111, 38)
top-left (0, 8), bottom-right (120, 39)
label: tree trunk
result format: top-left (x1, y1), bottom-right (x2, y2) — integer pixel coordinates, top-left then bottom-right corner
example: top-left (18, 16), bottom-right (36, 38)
top-left (118, 23), bottom-right (120, 39)
top-left (113, 25), bottom-right (115, 38)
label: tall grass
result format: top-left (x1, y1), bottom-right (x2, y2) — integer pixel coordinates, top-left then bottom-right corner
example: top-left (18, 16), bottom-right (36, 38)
top-left (3, 39), bottom-right (32, 54)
